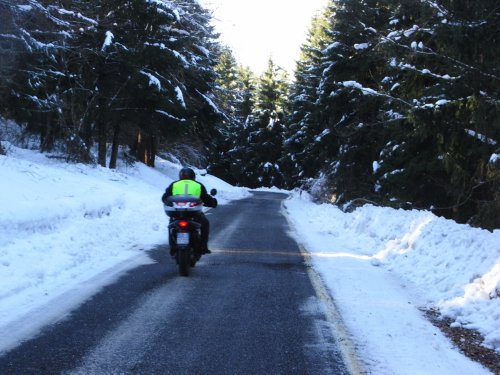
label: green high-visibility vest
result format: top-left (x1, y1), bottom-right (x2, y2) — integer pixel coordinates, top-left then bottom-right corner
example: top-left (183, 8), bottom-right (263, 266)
top-left (172, 180), bottom-right (202, 197)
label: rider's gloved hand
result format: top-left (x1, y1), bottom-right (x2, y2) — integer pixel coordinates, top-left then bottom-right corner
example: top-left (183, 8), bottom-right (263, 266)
top-left (161, 193), bottom-right (171, 205)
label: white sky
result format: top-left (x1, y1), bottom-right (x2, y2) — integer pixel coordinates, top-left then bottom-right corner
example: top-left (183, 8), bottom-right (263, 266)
top-left (200, 0), bottom-right (330, 76)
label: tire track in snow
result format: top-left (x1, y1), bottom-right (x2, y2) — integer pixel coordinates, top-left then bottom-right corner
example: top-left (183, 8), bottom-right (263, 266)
top-left (67, 279), bottom-right (188, 375)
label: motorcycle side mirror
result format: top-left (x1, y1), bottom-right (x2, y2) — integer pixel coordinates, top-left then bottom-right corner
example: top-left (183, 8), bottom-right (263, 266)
top-left (210, 188), bottom-right (217, 196)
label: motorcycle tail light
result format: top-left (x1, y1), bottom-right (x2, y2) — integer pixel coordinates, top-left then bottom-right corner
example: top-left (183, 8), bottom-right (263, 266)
top-left (178, 220), bottom-right (189, 228)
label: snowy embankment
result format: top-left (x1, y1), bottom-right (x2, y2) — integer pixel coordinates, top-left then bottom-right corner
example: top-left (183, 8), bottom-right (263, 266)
top-left (0, 139), bottom-right (498, 374)
top-left (0, 142), bottom-right (249, 352)
top-left (283, 192), bottom-right (499, 374)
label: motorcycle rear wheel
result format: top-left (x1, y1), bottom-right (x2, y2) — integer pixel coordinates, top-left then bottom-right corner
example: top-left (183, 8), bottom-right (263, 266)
top-left (178, 249), bottom-right (190, 277)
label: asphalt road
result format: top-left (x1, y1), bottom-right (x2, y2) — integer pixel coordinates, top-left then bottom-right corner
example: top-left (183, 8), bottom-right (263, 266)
top-left (0, 191), bottom-right (350, 374)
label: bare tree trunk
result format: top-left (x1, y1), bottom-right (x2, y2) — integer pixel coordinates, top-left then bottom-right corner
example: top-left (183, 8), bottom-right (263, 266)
top-left (41, 112), bottom-right (54, 152)
top-left (96, 96), bottom-right (106, 167)
top-left (135, 130), bottom-right (146, 164)
top-left (149, 134), bottom-right (156, 167)
top-left (135, 129), bottom-right (156, 167)
top-left (81, 119), bottom-right (93, 152)
top-left (109, 122), bottom-right (120, 169)
top-left (97, 121), bottom-right (106, 166)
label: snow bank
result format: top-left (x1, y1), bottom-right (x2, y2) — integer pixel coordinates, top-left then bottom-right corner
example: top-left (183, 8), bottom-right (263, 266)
top-left (283, 191), bottom-right (498, 373)
top-left (0, 144), bottom-right (166, 330)
top-left (0, 131), bottom-right (497, 374)
top-left (0, 142), bottom-right (249, 352)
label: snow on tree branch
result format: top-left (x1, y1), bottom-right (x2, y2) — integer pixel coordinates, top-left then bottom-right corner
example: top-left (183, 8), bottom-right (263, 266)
top-left (196, 90), bottom-right (221, 114)
top-left (464, 129), bottom-right (497, 146)
top-left (155, 110), bottom-right (186, 122)
top-left (340, 81), bottom-right (414, 107)
top-left (101, 31), bottom-right (114, 52)
top-left (140, 70), bottom-right (162, 91)
top-left (53, 8), bottom-right (98, 25)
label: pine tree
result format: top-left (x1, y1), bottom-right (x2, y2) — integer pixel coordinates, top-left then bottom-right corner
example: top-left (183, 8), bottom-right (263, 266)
top-left (0, 1), bottom-right (99, 159)
top-left (214, 46), bottom-right (241, 118)
top-left (208, 46), bottom-right (244, 183)
top-left (114, 0), bottom-right (221, 167)
top-left (309, 0), bottom-right (394, 204)
top-left (226, 65), bottom-right (258, 184)
top-left (232, 58), bottom-right (289, 187)
top-left (234, 65), bottom-right (257, 123)
top-left (0, 2), bottom-right (22, 117)
top-left (375, 0), bottom-right (500, 226)
top-left (282, 5), bottom-right (333, 189)
top-left (0, 0), bottom-right (223, 169)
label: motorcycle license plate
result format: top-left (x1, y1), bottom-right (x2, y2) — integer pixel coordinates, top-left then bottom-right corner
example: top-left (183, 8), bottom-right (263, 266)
top-left (177, 232), bottom-right (189, 245)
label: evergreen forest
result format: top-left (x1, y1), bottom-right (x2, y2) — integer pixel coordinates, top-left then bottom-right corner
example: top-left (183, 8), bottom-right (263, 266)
top-left (1, 0), bottom-right (499, 229)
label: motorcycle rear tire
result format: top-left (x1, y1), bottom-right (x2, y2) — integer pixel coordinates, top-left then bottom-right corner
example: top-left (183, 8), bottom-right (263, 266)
top-left (178, 249), bottom-right (190, 277)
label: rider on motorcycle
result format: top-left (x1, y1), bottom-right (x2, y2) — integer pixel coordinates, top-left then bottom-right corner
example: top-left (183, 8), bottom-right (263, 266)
top-left (162, 167), bottom-right (217, 255)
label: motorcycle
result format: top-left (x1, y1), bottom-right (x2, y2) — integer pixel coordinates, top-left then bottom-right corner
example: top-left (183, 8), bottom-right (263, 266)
top-left (163, 189), bottom-right (217, 276)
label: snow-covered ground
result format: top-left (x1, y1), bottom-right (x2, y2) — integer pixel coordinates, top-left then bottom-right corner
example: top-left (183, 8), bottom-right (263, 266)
top-left (283, 194), bottom-right (499, 374)
top-left (0, 139), bottom-right (250, 354)
top-left (0, 138), bottom-right (498, 374)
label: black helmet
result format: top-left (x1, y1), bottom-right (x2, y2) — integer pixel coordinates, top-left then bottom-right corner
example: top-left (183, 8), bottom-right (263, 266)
top-left (179, 167), bottom-right (195, 180)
